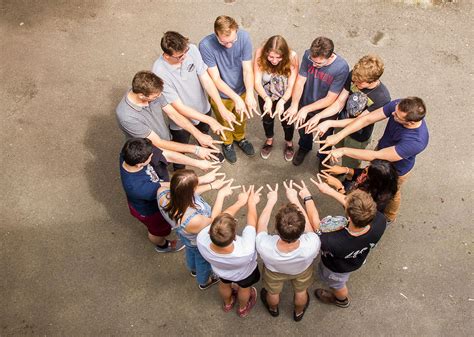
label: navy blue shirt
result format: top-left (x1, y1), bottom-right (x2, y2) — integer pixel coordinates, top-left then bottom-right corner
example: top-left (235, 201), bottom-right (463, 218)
top-left (120, 153), bottom-right (166, 216)
top-left (378, 99), bottom-right (429, 176)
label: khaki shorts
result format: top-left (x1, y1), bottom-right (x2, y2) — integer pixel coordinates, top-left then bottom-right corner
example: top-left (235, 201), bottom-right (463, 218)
top-left (262, 264), bottom-right (314, 294)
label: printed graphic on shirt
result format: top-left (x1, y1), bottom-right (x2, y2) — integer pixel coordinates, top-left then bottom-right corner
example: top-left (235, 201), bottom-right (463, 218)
top-left (307, 66), bottom-right (334, 86)
top-left (146, 164), bottom-right (160, 183)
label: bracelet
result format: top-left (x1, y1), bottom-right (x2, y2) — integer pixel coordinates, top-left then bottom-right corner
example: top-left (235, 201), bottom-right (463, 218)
top-left (303, 195), bottom-right (313, 203)
top-left (194, 145), bottom-right (200, 156)
top-left (209, 182), bottom-right (213, 190)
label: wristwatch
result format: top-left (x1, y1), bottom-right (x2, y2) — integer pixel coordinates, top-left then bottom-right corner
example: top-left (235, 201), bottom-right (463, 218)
top-left (303, 195), bottom-right (313, 203)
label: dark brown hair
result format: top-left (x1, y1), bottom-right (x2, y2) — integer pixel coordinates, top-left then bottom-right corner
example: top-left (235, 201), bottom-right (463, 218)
top-left (275, 203), bottom-right (306, 243)
top-left (257, 35), bottom-right (292, 77)
top-left (209, 213), bottom-right (237, 247)
top-left (161, 31), bottom-right (189, 55)
top-left (345, 190), bottom-right (377, 228)
top-left (310, 36), bottom-right (334, 58)
top-left (163, 169), bottom-right (198, 224)
top-left (398, 97), bottom-right (426, 122)
top-left (131, 71), bottom-right (164, 96)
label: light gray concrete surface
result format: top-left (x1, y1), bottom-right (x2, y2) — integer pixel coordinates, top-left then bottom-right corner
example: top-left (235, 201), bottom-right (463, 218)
top-left (1, 0), bottom-right (473, 336)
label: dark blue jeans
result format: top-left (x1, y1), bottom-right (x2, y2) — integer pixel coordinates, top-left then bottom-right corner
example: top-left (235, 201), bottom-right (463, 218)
top-left (297, 110), bottom-right (337, 160)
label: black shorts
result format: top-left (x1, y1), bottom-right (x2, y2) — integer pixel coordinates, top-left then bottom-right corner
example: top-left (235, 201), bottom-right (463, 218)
top-left (220, 265), bottom-right (260, 288)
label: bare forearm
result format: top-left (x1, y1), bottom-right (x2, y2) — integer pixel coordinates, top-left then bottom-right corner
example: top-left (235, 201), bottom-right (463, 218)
top-left (214, 78), bottom-right (241, 101)
top-left (211, 194), bottom-right (226, 220)
top-left (302, 95), bottom-right (337, 114)
top-left (223, 201), bottom-right (245, 217)
top-left (257, 201), bottom-right (276, 233)
top-left (304, 200), bottom-right (321, 232)
top-left (340, 147), bottom-right (378, 161)
top-left (246, 203), bottom-right (258, 228)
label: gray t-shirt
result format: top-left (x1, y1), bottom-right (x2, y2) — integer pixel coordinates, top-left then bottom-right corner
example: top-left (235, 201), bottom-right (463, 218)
top-left (152, 44), bottom-right (211, 131)
top-left (116, 91), bottom-right (171, 140)
top-left (299, 50), bottom-right (349, 108)
top-left (199, 30), bottom-right (253, 99)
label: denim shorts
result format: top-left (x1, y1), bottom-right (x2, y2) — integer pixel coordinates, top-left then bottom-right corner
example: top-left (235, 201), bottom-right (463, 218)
top-left (318, 261), bottom-right (351, 290)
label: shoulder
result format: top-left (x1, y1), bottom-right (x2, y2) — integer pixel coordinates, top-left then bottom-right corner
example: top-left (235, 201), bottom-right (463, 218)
top-left (334, 54), bottom-right (350, 71)
top-left (238, 29), bottom-right (251, 40)
top-left (199, 34), bottom-right (216, 49)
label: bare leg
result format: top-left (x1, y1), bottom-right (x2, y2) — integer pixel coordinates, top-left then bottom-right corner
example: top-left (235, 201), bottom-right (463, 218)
top-left (333, 286), bottom-right (349, 301)
top-left (218, 282), bottom-right (233, 305)
top-left (267, 291), bottom-right (280, 311)
top-left (294, 290), bottom-right (308, 315)
top-left (147, 232), bottom-right (166, 246)
top-left (238, 287), bottom-right (251, 309)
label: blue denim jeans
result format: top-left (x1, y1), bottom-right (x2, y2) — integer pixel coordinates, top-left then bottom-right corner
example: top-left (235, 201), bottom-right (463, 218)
top-left (178, 231), bottom-right (212, 285)
top-left (297, 110), bottom-right (337, 160)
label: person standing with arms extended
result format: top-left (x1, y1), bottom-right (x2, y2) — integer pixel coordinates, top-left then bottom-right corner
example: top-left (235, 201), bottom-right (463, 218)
top-left (282, 37), bottom-right (349, 169)
top-left (199, 15), bottom-right (259, 164)
top-left (254, 35), bottom-right (299, 161)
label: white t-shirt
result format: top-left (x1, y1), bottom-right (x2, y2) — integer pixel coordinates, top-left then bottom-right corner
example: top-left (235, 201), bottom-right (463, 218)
top-left (256, 231), bottom-right (320, 275)
top-left (197, 225), bottom-right (258, 281)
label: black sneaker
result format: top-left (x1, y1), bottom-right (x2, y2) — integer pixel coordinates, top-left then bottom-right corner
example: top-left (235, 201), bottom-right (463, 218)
top-left (235, 139), bottom-right (255, 156)
top-left (292, 149), bottom-right (308, 166)
top-left (222, 143), bottom-right (237, 164)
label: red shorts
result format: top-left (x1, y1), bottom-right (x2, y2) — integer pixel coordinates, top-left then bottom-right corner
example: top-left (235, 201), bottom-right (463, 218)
top-left (128, 204), bottom-right (172, 237)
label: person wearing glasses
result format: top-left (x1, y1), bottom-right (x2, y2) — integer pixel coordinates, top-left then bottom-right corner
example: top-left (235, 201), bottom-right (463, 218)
top-left (152, 31), bottom-right (236, 170)
top-left (282, 37), bottom-right (349, 169)
top-left (116, 71), bottom-right (220, 171)
top-left (318, 97), bottom-right (429, 223)
top-left (199, 15), bottom-right (259, 164)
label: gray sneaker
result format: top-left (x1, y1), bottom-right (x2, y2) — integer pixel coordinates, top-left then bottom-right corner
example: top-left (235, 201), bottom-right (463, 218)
top-left (222, 143), bottom-right (237, 164)
top-left (236, 139), bottom-right (255, 156)
top-left (154, 239), bottom-right (185, 253)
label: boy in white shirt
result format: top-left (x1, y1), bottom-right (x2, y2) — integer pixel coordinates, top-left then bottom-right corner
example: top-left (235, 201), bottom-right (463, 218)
top-left (197, 186), bottom-right (262, 318)
top-left (256, 181), bottom-right (321, 322)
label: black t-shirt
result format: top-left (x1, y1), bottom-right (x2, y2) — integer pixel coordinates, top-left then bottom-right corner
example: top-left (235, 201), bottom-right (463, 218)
top-left (320, 211), bottom-right (387, 273)
top-left (339, 72), bottom-right (391, 142)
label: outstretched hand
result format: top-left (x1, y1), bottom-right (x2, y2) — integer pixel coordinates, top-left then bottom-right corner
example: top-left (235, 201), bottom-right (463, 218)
top-left (283, 180), bottom-right (299, 203)
top-left (266, 183), bottom-right (279, 204)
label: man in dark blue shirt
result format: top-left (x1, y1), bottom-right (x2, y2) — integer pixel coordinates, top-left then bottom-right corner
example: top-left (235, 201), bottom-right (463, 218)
top-left (319, 97), bottom-right (429, 222)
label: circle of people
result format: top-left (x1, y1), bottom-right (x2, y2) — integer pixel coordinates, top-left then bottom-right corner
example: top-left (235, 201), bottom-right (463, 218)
top-left (117, 15), bottom-right (430, 321)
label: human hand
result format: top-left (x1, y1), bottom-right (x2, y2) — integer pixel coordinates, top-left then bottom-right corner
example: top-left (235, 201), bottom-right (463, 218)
top-left (283, 180), bottom-right (299, 203)
top-left (218, 106), bottom-right (241, 132)
top-left (266, 183), bottom-right (279, 204)
top-left (321, 165), bottom-right (348, 176)
top-left (218, 178), bottom-right (241, 198)
top-left (315, 133), bottom-right (341, 153)
top-left (237, 185), bottom-right (252, 206)
top-left (196, 160), bottom-right (221, 171)
top-left (280, 104), bottom-right (298, 122)
top-left (248, 185), bottom-right (263, 206)
top-left (274, 98), bottom-right (285, 119)
top-left (260, 96), bottom-right (273, 118)
top-left (318, 171), bottom-right (344, 191)
top-left (293, 180), bottom-right (312, 200)
top-left (195, 145), bottom-right (220, 161)
top-left (245, 94), bottom-right (260, 118)
top-left (299, 114), bottom-right (320, 134)
top-left (199, 166), bottom-right (225, 185)
top-left (310, 174), bottom-right (335, 195)
top-left (318, 148), bottom-right (345, 165)
top-left (289, 107), bottom-right (309, 129)
top-left (234, 96), bottom-right (250, 122)
top-left (209, 119), bottom-right (233, 142)
top-left (311, 120), bottom-right (332, 140)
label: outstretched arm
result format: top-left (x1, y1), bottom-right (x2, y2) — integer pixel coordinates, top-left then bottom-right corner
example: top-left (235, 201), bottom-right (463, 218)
top-left (257, 184), bottom-right (278, 234)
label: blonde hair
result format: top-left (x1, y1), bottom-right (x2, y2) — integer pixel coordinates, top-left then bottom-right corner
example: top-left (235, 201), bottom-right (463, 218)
top-left (352, 54), bottom-right (384, 83)
top-left (214, 15), bottom-right (239, 36)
